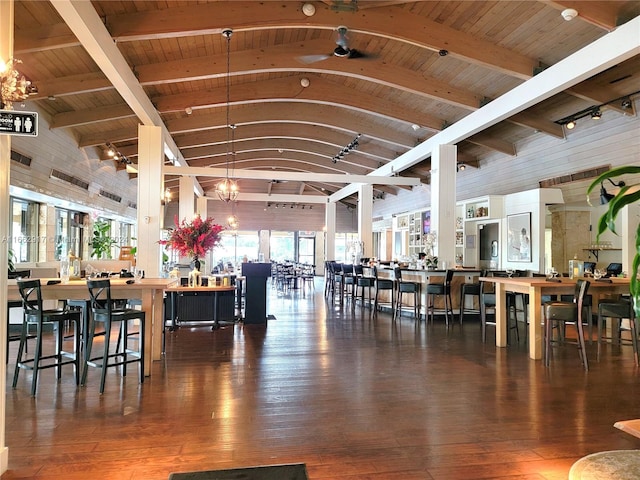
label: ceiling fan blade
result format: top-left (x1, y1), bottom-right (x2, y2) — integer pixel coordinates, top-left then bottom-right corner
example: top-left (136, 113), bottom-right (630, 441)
top-left (296, 54), bottom-right (331, 65)
top-left (348, 49), bottom-right (375, 60)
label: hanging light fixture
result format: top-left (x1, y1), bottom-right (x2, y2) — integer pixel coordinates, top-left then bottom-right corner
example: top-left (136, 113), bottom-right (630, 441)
top-left (216, 29), bottom-right (239, 203)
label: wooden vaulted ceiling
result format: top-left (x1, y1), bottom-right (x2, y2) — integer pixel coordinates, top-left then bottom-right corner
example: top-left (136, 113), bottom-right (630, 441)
top-left (11, 0), bottom-right (640, 207)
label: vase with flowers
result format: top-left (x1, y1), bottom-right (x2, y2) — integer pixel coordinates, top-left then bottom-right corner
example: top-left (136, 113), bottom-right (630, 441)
top-left (159, 215), bottom-right (224, 286)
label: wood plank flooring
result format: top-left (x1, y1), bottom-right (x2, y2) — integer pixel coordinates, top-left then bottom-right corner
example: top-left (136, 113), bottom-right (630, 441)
top-left (4, 280), bottom-right (640, 479)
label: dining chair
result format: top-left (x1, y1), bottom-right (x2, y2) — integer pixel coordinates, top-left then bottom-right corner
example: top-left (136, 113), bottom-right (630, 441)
top-left (543, 279), bottom-right (591, 370)
top-left (83, 279), bottom-right (146, 394)
top-left (13, 279), bottom-right (82, 396)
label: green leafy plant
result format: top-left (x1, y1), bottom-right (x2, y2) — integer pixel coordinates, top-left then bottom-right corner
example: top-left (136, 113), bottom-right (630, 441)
top-left (587, 165), bottom-right (640, 317)
top-left (8, 248), bottom-right (16, 272)
top-left (90, 219), bottom-right (117, 259)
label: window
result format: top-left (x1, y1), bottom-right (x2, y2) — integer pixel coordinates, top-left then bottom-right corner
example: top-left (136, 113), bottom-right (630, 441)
top-left (270, 231), bottom-right (295, 262)
top-left (298, 232), bottom-right (315, 265)
top-left (9, 197), bottom-right (39, 262)
top-left (212, 231), bottom-right (260, 272)
top-left (334, 232), bottom-right (359, 263)
top-left (55, 208), bottom-right (84, 261)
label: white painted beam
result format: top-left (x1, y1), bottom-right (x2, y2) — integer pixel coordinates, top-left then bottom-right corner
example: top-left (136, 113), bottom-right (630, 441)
top-left (204, 194), bottom-right (328, 203)
top-left (164, 166), bottom-right (420, 186)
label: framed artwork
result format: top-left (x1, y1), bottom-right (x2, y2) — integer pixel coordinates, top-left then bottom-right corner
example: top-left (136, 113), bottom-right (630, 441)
top-left (507, 212), bottom-right (531, 262)
top-left (466, 234), bottom-right (476, 249)
top-left (397, 214), bottom-right (409, 229)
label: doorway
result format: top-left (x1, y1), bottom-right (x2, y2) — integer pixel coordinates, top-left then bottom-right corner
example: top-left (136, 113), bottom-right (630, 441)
top-left (479, 222), bottom-right (500, 270)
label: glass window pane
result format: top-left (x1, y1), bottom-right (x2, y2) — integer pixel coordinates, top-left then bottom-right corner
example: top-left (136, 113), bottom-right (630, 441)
top-left (270, 231), bottom-right (294, 262)
top-left (9, 198), bottom-right (39, 262)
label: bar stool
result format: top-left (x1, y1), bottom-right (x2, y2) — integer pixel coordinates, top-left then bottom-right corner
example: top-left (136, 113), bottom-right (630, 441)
top-left (393, 266), bottom-right (420, 320)
top-left (13, 279), bottom-right (82, 396)
top-left (544, 279), bottom-right (590, 370)
top-left (426, 269), bottom-right (455, 326)
top-left (459, 270), bottom-right (486, 324)
top-left (597, 298), bottom-right (638, 365)
top-left (372, 266), bottom-right (395, 313)
top-left (83, 279), bottom-right (146, 394)
top-left (341, 263), bottom-right (356, 303)
top-left (7, 269), bottom-right (33, 363)
top-left (479, 278), bottom-right (520, 343)
top-left (353, 264), bottom-right (375, 308)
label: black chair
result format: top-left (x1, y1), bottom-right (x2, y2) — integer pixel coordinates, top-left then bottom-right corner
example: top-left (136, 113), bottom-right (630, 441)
top-left (7, 269), bottom-right (33, 363)
top-left (479, 277), bottom-right (519, 343)
top-left (83, 279), bottom-right (146, 394)
top-left (426, 269), bottom-right (455, 326)
top-left (597, 298), bottom-right (638, 365)
top-left (459, 270), bottom-right (486, 324)
top-left (544, 279), bottom-right (590, 370)
top-left (372, 266), bottom-right (395, 313)
top-left (341, 263), bottom-right (356, 303)
top-left (12, 279), bottom-right (82, 396)
top-left (393, 266), bottom-right (420, 320)
top-left (353, 264), bottom-right (375, 308)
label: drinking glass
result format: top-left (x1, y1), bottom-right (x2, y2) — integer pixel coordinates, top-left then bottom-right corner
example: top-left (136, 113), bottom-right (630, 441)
top-left (60, 260), bottom-right (70, 283)
top-left (135, 268), bottom-right (144, 283)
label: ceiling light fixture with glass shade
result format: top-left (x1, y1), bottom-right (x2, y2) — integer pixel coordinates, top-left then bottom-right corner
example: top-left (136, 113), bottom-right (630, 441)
top-left (215, 29), bottom-right (239, 203)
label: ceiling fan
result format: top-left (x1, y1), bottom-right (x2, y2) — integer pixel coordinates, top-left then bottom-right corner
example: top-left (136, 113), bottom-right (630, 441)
top-left (297, 26), bottom-right (373, 64)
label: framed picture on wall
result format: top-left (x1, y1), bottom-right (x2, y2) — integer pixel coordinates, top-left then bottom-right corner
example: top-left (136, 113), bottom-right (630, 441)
top-left (507, 212), bottom-right (531, 262)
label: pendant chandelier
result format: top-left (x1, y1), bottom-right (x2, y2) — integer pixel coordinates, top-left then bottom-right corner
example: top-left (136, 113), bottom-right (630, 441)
top-left (215, 29), bottom-right (239, 203)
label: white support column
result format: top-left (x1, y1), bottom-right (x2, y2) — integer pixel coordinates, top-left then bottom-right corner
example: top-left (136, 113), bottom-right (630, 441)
top-left (137, 125), bottom-right (163, 278)
top-left (358, 184), bottom-right (373, 258)
top-left (325, 201), bottom-right (337, 260)
top-left (179, 176), bottom-right (195, 222)
top-left (431, 145), bottom-right (457, 268)
top-left (196, 196), bottom-right (208, 219)
top-left (0, 0), bottom-right (14, 472)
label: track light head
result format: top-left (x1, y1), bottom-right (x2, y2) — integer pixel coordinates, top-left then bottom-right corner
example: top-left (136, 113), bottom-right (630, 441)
top-left (565, 120), bottom-right (576, 130)
top-left (591, 109), bottom-right (602, 120)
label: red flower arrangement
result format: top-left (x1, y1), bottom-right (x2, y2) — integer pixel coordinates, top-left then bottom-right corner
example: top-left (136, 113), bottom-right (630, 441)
top-left (159, 215), bottom-right (224, 259)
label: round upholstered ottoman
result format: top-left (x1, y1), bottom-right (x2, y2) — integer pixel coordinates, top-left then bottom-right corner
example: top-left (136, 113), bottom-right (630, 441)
top-left (569, 450), bottom-right (640, 479)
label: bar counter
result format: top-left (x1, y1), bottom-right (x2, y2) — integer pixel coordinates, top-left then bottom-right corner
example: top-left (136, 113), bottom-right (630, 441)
top-left (367, 267), bottom-right (482, 316)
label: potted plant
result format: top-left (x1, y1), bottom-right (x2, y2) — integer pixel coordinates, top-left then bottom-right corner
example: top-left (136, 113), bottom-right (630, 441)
top-left (90, 219), bottom-right (118, 259)
top-left (587, 165), bottom-right (640, 317)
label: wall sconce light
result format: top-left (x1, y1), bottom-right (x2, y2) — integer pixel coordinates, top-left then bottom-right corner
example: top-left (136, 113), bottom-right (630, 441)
top-left (600, 178), bottom-right (625, 205)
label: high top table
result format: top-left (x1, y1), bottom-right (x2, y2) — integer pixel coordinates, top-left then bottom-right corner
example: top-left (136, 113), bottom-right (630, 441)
top-left (480, 276), bottom-right (631, 360)
top-left (7, 277), bottom-right (178, 376)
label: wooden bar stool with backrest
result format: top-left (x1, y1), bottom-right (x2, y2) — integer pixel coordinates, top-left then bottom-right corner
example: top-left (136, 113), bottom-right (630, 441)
top-left (544, 279), bottom-right (590, 370)
top-left (393, 266), bottom-right (421, 320)
top-left (13, 279), bottom-right (82, 396)
top-left (372, 265), bottom-right (395, 313)
top-left (597, 297), bottom-right (638, 365)
top-left (426, 269), bottom-right (455, 326)
top-left (83, 279), bottom-right (146, 394)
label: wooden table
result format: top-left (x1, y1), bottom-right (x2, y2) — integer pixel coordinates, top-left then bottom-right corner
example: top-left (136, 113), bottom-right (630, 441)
top-left (7, 277), bottom-right (178, 376)
top-left (480, 276), bottom-right (631, 360)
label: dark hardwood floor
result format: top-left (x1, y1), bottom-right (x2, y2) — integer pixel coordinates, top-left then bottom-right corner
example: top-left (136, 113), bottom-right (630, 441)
top-left (4, 280), bottom-right (640, 479)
